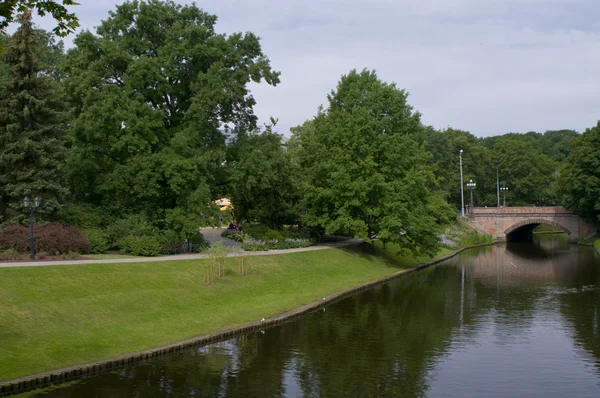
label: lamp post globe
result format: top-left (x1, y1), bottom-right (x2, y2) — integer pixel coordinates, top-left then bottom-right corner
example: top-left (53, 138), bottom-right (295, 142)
top-left (466, 179), bottom-right (476, 211)
top-left (500, 187), bottom-right (508, 207)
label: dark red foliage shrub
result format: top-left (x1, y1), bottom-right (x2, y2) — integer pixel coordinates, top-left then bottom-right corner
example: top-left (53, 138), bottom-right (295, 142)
top-left (35, 223), bottom-right (91, 254)
top-left (0, 223), bottom-right (90, 254)
top-left (0, 224), bottom-right (29, 252)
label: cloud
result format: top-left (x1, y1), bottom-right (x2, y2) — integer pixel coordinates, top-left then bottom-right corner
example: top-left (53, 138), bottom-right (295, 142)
top-left (24, 0), bottom-right (600, 136)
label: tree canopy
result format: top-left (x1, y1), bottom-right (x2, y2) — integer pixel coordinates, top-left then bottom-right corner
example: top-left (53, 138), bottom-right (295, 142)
top-left (559, 122), bottom-right (600, 222)
top-left (0, 0), bottom-right (596, 256)
top-left (292, 69), bottom-right (451, 256)
top-left (227, 123), bottom-right (298, 228)
top-left (0, 0), bottom-right (79, 37)
top-left (0, 12), bottom-right (65, 223)
top-left (62, 0), bottom-right (280, 237)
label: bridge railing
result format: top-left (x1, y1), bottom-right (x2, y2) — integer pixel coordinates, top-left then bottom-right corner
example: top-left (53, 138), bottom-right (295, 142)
top-left (469, 206), bottom-right (573, 216)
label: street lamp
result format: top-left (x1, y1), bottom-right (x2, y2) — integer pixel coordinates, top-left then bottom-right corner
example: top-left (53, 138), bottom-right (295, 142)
top-left (466, 179), bottom-right (476, 211)
top-left (500, 186), bottom-right (508, 207)
top-left (459, 149), bottom-right (465, 217)
top-left (23, 196), bottom-right (41, 260)
top-left (494, 161), bottom-right (500, 207)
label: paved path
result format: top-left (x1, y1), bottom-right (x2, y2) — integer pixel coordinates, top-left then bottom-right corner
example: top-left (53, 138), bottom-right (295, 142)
top-left (0, 238), bottom-right (361, 268)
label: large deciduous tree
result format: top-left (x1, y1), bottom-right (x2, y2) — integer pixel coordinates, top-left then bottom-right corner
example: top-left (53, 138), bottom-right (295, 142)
top-left (490, 136), bottom-right (559, 206)
top-left (0, 0), bottom-right (79, 37)
top-left (294, 69), bottom-right (446, 256)
top-left (0, 12), bottom-right (66, 223)
top-left (559, 122), bottom-right (600, 222)
top-left (62, 0), bottom-right (280, 235)
top-left (227, 123), bottom-right (298, 227)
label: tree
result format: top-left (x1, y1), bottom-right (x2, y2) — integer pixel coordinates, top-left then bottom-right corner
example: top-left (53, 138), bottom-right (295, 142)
top-left (227, 122), bottom-right (298, 227)
top-left (429, 128), bottom-right (495, 209)
top-left (489, 136), bottom-right (559, 206)
top-left (62, 0), bottom-right (280, 229)
top-left (294, 69), bottom-right (444, 256)
top-left (0, 12), bottom-right (66, 223)
top-left (0, 28), bottom-right (65, 83)
top-left (0, 0), bottom-right (79, 37)
top-left (559, 122), bottom-right (600, 222)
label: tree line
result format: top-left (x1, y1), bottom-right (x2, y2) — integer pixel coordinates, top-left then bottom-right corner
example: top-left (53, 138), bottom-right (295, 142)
top-left (1, 1), bottom-right (598, 257)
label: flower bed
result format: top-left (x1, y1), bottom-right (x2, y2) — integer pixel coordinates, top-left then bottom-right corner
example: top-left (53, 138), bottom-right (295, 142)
top-left (241, 237), bottom-right (314, 251)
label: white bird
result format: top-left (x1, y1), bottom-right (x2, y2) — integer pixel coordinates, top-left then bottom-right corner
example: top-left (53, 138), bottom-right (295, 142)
top-left (261, 318), bottom-right (265, 322)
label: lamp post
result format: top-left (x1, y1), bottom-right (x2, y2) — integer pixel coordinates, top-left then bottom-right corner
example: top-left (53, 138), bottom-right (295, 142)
top-left (495, 161), bottom-right (500, 207)
top-left (466, 179), bottom-right (476, 211)
top-left (500, 186), bottom-right (508, 207)
top-left (23, 196), bottom-right (41, 260)
top-left (459, 149), bottom-right (465, 217)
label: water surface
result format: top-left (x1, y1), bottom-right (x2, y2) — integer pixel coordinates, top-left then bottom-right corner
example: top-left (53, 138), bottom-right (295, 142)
top-left (22, 235), bottom-right (600, 397)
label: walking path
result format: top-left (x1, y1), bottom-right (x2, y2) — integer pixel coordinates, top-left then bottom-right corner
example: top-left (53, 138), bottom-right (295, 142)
top-left (0, 238), bottom-right (361, 268)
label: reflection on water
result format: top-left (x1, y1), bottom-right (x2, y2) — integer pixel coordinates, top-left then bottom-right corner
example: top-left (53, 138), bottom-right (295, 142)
top-left (23, 235), bottom-right (600, 397)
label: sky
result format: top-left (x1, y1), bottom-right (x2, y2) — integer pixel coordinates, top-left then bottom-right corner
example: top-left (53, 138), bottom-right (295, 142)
top-left (25, 0), bottom-right (600, 137)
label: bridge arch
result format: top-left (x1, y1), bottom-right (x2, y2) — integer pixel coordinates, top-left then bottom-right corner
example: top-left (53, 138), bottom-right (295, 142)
top-left (504, 218), bottom-right (572, 241)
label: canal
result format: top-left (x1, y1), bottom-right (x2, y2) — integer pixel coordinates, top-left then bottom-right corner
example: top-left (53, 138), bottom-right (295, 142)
top-left (22, 235), bottom-right (600, 397)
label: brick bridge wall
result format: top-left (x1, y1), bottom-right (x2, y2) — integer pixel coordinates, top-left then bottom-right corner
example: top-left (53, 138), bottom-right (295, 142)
top-left (465, 207), bottom-right (598, 243)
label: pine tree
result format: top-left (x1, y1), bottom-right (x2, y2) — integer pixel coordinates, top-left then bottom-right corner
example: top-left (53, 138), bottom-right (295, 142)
top-left (0, 12), bottom-right (65, 223)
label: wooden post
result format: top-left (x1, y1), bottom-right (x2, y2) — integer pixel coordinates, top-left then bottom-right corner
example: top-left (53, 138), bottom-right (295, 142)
top-left (238, 256), bottom-right (246, 276)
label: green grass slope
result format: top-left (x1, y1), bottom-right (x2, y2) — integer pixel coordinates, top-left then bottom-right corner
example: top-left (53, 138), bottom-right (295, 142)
top-left (0, 247), bottom-right (412, 381)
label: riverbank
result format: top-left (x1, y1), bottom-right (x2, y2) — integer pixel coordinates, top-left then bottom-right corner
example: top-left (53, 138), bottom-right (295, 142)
top-left (0, 244), bottom-right (462, 385)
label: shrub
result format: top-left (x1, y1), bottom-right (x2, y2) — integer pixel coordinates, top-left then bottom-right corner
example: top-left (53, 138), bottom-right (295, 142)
top-left (35, 223), bottom-right (91, 254)
top-left (241, 237), bottom-right (314, 251)
top-left (60, 251), bottom-right (80, 260)
top-left (0, 223), bottom-right (90, 254)
top-left (105, 215), bottom-right (158, 249)
top-left (118, 235), bottom-right (162, 256)
top-left (243, 224), bottom-right (305, 241)
top-left (0, 225), bottom-right (29, 252)
top-left (57, 203), bottom-right (111, 229)
top-left (221, 230), bottom-right (244, 242)
top-left (0, 249), bottom-right (24, 261)
top-left (84, 228), bottom-right (110, 254)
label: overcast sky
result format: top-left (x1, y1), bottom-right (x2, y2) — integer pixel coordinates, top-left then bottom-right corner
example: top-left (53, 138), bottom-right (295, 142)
top-left (28, 0), bottom-right (600, 137)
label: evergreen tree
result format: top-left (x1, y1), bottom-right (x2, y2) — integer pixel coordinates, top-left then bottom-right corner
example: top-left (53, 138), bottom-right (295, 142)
top-left (0, 12), bottom-right (65, 223)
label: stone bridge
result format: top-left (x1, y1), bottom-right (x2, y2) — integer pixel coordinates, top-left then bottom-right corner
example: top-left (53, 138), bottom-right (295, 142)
top-left (465, 207), bottom-right (598, 243)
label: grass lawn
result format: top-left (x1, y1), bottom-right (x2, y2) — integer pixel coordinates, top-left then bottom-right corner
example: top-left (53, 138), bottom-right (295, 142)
top-left (533, 224), bottom-right (565, 233)
top-left (0, 245), bottom-right (454, 381)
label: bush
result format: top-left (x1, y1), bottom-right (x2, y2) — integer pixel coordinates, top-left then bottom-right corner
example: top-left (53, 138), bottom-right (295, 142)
top-left (84, 228), bottom-right (110, 254)
top-left (0, 223), bottom-right (90, 254)
top-left (57, 204), bottom-right (111, 229)
top-left (36, 223), bottom-right (91, 254)
top-left (0, 225), bottom-right (29, 252)
top-left (118, 235), bottom-right (162, 256)
top-left (243, 225), bottom-right (304, 241)
top-left (0, 249), bottom-right (25, 261)
top-left (105, 215), bottom-right (158, 249)
top-left (241, 237), bottom-right (314, 251)
top-left (221, 230), bottom-right (244, 242)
